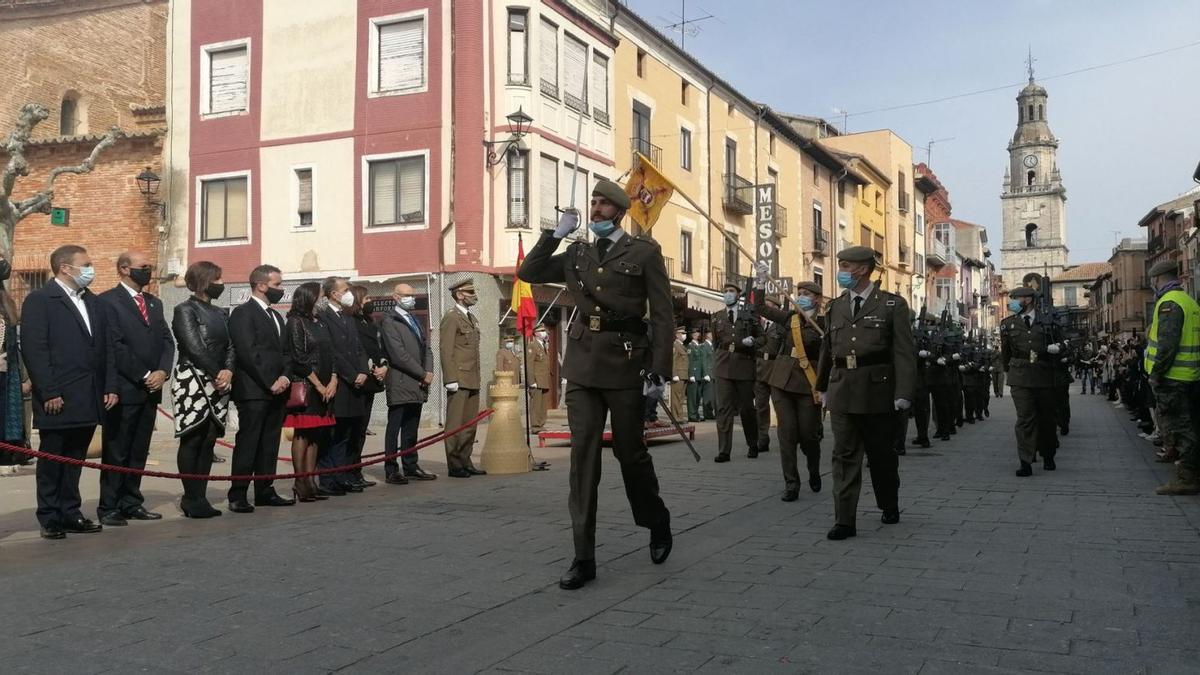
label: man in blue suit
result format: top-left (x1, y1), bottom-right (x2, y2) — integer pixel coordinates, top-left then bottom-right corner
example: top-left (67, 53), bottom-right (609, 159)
top-left (21, 245), bottom-right (118, 539)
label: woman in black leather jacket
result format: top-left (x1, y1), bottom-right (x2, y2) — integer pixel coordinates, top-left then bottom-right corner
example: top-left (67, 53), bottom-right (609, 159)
top-left (170, 261), bottom-right (234, 518)
top-left (283, 282), bottom-right (336, 501)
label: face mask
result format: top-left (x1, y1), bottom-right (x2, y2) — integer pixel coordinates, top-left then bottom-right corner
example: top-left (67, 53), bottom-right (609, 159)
top-left (796, 295), bottom-right (814, 311)
top-left (836, 271), bottom-right (855, 289)
top-left (504, 341), bottom-right (514, 350)
top-left (69, 264), bottom-right (97, 289)
top-left (458, 292), bottom-right (478, 307)
top-left (0, 259), bottom-right (11, 282)
top-left (676, 333), bottom-right (686, 342)
top-left (1007, 300), bottom-right (1022, 313)
top-left (128, 267), bottom-right (153, 288)
top-left (264, 286), bottom-right (285, 304)
top-left (723, 291), bottom-right (738, 306)
top-left (338, 290), bottom-right (355, 308)
top-left (398, 295), bottom-right (416, 310)
top-left (205, 282), bottom-right (225, 300)
top-left (589, 219), bottom-right (617, 237)
top-left (535, 331), bottom-right (548, 339)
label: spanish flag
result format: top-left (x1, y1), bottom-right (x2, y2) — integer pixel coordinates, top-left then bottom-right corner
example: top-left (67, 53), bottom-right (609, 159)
top-left (624, 152), bottom-right (676, 231)
top-left (511, 233), bottom-right (538, 337)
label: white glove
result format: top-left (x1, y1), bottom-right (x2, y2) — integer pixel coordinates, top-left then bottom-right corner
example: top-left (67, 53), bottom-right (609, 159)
top-left (937, 357), bottom-right (947, 366)
top-left (894, 398), bottom-right (911, 411)
top-left (753, 261), bottom-right (770, 289)
top-left (530, 383), bottom-right (537, 388)
top-left (446, 382), bottom-right (459, 393)
top-left (1061, 358), bottom-right (1070, 364)
top-left (1047, 343), bottom-right (1061, 354)
top-left (672, 375), bottom-right (680, 383)
top-left (951, 353), bottom-right (961, 361)
top-left (643, 374), bottom-right (665, 401)
top-left (703, 375), bottom-right (711, 382)
top-left (561, 378), bottom-right (567, 388)
top-left (958, 365), bottom-right (967, 372)
top-left (689, 376), bottom-right (696, 383)
top-left (817, 391), bottom-right (827, 407)
top-left (741, 336), bottom-right (755, 347)
top-left (553, 208), bottom-right (580, 238)
top-left (918, 350), bottom-right (931, 359)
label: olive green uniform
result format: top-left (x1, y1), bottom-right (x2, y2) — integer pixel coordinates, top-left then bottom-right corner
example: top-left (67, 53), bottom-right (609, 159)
top-left (757, 298), bottom-right (825, 493)
top-left (711, 308), bottom-right (762, 460)
top-left (999, 312), bottom-right (1058, 465)
top-left (440, 306), bottom-right (481, 472)
top-left (670, 339), bottom-right (688, 422)
top-left (529, 337), bottom-right (552, 431)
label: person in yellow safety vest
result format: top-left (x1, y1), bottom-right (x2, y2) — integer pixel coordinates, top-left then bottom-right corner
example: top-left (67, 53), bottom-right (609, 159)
top-left (1144, 259), bottom-right (1200, 495)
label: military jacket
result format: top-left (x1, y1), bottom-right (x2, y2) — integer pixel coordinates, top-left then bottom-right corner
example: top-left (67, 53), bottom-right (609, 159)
top-left (999, 313), bottom-right (1056, 388)
top-left (711, 307), bottom-right (761, 381)
top-left (755, 299), bottom-right (824, 395)
top-left (495, 347), bottom-right (521, 384)
top-left (530, 338), bottom-right (552, 387)
top-left (815, 288), bottom-right (916, 414)
top-left (672, 341), bottom-right (689, 379)
top-left (518, 230), bottom-right (673, 389)
top-left (440, 307), bottom-right (481, 389)
top-left (687, 342), bottom-right (706, 380)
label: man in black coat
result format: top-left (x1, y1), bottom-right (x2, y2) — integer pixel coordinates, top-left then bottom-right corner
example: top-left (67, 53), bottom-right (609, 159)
top-left (317, 276), bottom-right (370, 494)
top-left (227, 264), bottom-right (295, 512)
top-left (22, 245), bottom-right (118, 539)
top-left (97, 251), bottom-right (175, 526)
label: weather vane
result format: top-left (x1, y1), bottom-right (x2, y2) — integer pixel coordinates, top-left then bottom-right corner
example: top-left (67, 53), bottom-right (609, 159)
top-left (1026, 45), bottom-right (1037, 82)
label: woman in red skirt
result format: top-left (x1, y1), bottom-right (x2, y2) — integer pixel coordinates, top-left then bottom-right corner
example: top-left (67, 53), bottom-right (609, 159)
top-left (283, 282), bottom-right (337, 502)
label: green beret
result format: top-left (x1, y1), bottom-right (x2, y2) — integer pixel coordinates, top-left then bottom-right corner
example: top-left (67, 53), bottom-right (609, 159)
top-left (837, 245), bottom-right (877, 263)
top-left (592, 179), bottom-right (631, 210)
top-left (723, 282), bottom-right (742, 294)
top-left (1147, 259), bottom-right (1178, 278)
top-left (764, 295), bottom-right (782, 306)
top-left (796, 281), bottom-right (822, 295)
top-left (1010, 287), bottom-right (1036, 298)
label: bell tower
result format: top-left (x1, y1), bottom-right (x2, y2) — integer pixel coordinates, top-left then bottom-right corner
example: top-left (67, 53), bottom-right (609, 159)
top-left (1000, 52), bottom-right (1068, 292)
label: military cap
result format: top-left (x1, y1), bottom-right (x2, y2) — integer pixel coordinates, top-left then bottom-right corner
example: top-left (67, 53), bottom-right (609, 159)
top-left (592, 179), bottom-right (631, 210)
top-left (675, 324), bottom-right (687, 332)
top-left (449, 279), bottom-right (476, 293)
top-left (796, 281), bottom-right (822, 295)
top-left (836, 245), bottom-right (877, 263)
top-left (533, 322), bottom-right (547, 331)
top-left (1147, 259), bottom-right (1179, 278)
top-left (1009, 286), bottom-right (1036, 298)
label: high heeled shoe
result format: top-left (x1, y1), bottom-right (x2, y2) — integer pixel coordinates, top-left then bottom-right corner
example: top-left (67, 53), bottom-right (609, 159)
top-left (293, 486), bottom-right (315, 503)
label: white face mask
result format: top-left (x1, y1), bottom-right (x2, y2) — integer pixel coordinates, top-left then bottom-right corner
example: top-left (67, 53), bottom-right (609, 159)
top-left (535, 331), bottom-right (548, 339)
top-left (504, 341), bottom-right (514, 350)
top-left (338, 290), bottom-right (355, 308)
top-left (397, 296), bottom-right (416, 310)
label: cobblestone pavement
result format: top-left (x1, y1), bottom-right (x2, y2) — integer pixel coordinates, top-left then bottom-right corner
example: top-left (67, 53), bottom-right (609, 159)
top-left (0, 391), bottom-right (1198, 673)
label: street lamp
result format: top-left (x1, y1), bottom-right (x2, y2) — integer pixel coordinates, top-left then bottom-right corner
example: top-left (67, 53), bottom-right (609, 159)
top-left (135, 167), bottom-right (166, 217)
top-left (483, 107), bottom-right (534, 167)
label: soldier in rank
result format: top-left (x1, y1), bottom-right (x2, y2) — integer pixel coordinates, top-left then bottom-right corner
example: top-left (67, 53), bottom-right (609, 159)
top-left (1000, 286), bottom-right (1060, 476)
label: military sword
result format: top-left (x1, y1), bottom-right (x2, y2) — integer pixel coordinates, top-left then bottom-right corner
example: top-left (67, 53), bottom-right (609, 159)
top-left (656, 397), bottom-right (701, 462)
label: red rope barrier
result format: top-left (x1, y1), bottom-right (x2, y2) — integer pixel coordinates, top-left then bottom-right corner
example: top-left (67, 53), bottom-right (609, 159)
top-left (3, 409), bottom-right (494, 481)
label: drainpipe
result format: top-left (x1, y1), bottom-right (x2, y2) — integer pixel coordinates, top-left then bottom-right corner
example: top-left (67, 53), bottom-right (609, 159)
top-left (705, 78), bottom-right (715, 288)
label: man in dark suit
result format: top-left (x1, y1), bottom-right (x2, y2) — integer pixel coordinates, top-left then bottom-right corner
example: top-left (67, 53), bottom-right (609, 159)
top-left (379, 282), bottom-right (437, 483)
top-left (318, 276), bottom-right (371, 494)
top-left (227, 264), bottom-right (295, 512)
top-left (22, 245), bottom-right (118, 539)
top-left (97, 251), bottom-right (174, 526)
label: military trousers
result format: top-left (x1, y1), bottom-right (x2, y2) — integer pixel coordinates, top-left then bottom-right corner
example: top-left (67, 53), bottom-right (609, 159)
top-left (910, 386), bottom-right (931, 442)
top-left (929, 384), bottom-right (956, 437)
top-left (686, 380), bottom-right (705, 421)
top-left (770, 387), bottom-right (822, 491)
top-left (1009, 385), bottom-right (1058, 465)
top-left (669, 380), bottom-right (686, 422)
top-left (444, 388), bottom-right (480, 472)
top-left (702, 381), bottom-right (716, 419)
top-left (829, 412), bottom-right (900, 527)
top-left (992, 371), bottom-right (1005, 397)
top-left (951, 379), bottom-right (964, 425)
top-left (1055, 384), bottom-right (1071, 431)
top-left (1154, 381), bottom-right (1200, 473)
top-left (564, 383), bottom-right (670, 561)
top-left (529, 387), bottom-right (548, 431)
top-left (715, 377), bottom-right (757, 458)
top-left (754, 378), bottom-right (773, 449)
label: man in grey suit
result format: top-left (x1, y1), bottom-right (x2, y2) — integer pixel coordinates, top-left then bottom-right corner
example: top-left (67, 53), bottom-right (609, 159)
top-left (379, 283), bottom-right (437, 483)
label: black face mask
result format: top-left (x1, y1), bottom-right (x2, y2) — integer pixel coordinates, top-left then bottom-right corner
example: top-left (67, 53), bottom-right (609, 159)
top-left (206, 282), bottom-right (225, 300)
top-left (264, 286), bottom-right (285, 304)
top-left (128, 267), bottom-right (153, 288)
top-left (0, 259), bottom-right (10, 282)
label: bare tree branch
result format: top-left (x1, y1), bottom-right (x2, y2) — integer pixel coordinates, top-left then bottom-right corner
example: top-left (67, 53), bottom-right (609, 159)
top-left (1, 104), bottom-right (48, 201)
top-left (43, 125), bottom-right (122, 191)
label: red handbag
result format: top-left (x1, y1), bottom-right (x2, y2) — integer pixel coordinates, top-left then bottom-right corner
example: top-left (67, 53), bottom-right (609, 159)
top-left (286, 381), bottom-right (308, 410)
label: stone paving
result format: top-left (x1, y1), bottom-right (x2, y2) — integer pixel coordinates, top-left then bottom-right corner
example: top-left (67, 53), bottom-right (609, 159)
top-left (0, 390), bottom-right (1198, 673)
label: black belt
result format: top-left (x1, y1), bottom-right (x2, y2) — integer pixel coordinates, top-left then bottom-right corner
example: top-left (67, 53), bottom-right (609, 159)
top-left (585, 315), bottom-right (647, 335)
top-left (833, 352), bottom-right (891, 370)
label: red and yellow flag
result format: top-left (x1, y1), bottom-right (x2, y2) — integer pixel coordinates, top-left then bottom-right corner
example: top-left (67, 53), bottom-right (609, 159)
top-left (512, 234), bottom-right (538, 337)
top-left (624, 152), bottom-right (676, 231)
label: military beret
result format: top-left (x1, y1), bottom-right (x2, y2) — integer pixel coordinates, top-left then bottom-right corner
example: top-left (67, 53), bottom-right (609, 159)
top-left (1009, 286), bottom-right (1036, 298)
top-left (796, 281), bottom-right (822, 295)
top-left (1147, 259), bottom-right (1179, 278)
top-left (763, 295), bottom-right (781, 306)
top-left (592, 179), bottom-right (631, 210)
top-left (723, 282), bottom-right (742, 294)
top-left (837, 245), bottom-right (878, 263)
top-left (449, 279), bottom-right (475, 293)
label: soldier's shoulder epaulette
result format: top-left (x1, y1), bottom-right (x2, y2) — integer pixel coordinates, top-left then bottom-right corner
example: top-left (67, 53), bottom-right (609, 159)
top-left (630, 234), bottom-right (661, 249)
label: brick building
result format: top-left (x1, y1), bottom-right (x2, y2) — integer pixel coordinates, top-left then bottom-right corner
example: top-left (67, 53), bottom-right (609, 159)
top-left (1089, 238), bottom-right (1151, 338)
top-left (0, 0), bottom-right (167, 302)
top-left (1138, 190), bottom-right (1197, 289)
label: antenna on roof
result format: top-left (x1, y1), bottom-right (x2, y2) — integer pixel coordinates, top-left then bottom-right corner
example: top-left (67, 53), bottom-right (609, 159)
top-left (922, 137), bottom-right (955, 166)
top-left (831, 107), bottom-right (849, 134)
top-left (659, 0), bottom-right (715, 52)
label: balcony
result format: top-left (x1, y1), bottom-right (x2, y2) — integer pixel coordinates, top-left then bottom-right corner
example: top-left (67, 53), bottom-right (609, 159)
top-left (723, 173), bottom-right (754, 215)
top-left (539, 77), bottom-right (558, 100)
top-left (813, 228), bottom-right (829, 256)
top-left (631, 138), bottom-right (661, 168)
top-left (1148, 235), bottom-right (1164, 254)
top-left (927, 238), bottom-right (951, 266)
top-left (898, 191), bottom-right (910, 213)
top-left (899, 244), bottom-right (910, 266)
top-left (772, 203), bottom-right (787, 237)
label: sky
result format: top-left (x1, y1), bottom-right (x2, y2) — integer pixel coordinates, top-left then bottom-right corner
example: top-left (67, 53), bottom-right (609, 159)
top-left (626, 0), bottom-right (1200, 268)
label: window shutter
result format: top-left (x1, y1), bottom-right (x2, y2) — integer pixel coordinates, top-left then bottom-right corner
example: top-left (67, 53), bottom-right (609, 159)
top-left (539, 155), bottom-right (557, 228)
top-left (371, 162), bottom-right (397, 226)
top-left (508, 153), bottom-right (527, 226)
top-left (539, 19), bottom-right (557, 96)
top-left (297, 170), bottom-right (313, 213)
top-left (397, 157), bottom-right (424, 223)
top-left (508, 12), bottom-right (527, 83)
top-left (590, 53), bottom-right (608, 123)
top-left (562, 35), bottom-right (587, 112)
top-left (209, 47), bottom-right (248, 114)
top-left (378, 19), bottom-right (424, 92)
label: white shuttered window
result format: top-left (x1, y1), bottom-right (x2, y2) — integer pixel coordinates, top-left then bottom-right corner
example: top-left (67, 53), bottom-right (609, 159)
top-left (559, 164), bottom-right (587, 219)
top-left (563, 34), bottom-right (588, 113)
top-left (296, 169), bottom-right (313, 228)
top-left (369, 156), bottom-right (426, 227)
top-left (590, 53), bottom-right (608, 125)
top-left (539, 155), bottom-right (558, 229)
top-left (507, 152), bottom-right (528, 227)
top-left (377, 18), bottom-right (425, 93)
top-left (539, 19), bottom-right (558, 98)
top-left (507, 10), bottom-right (528, 85)
top-left (208, 47), bottom-right (248, 114)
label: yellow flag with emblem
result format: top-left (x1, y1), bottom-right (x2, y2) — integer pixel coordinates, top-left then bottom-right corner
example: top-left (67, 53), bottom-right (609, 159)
top-left (623, 152), bottom-right (676, 231)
